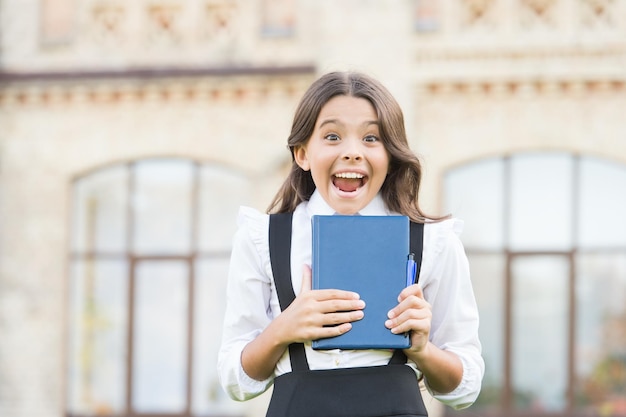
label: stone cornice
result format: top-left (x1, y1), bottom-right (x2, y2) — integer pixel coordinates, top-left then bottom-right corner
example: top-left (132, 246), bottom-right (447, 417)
top-left (419, 78), bottom-right (626, 96)
top-left (0, 64), bottom-right (316, 84)
top-left (411, 41), bottom-right (626, 96)
top-left (415, 42), bottom-right (626, 62)
top-left (0, 64), bottom-right (316, 106)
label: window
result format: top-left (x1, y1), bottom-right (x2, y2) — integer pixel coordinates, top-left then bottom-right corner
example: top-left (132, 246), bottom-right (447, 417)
top-left (444, 153), bottom-right (626, 416)
top-left (414, 0), bottom-right (441, 32)
top-left (40, 0), bottom-right (75, 44)
top-left (67, 159), bottom-right (251, 417)
top-left (260, 0), bottom-right (296, 37)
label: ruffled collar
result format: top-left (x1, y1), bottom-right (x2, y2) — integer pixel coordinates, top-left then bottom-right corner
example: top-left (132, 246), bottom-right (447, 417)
top-left (305, 190), bottom-right (393, 217)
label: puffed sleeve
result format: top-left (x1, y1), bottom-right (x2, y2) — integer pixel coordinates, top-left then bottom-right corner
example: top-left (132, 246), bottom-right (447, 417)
top-left (217, 206), bottom-right (275, 400)
top-left (419, 219), bottom-right (485, 409)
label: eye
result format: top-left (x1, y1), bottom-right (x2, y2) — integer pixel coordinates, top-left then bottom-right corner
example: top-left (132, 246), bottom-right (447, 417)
top-left (324, 133), bottom-right (341, 142)
top-left (363, 135), bottom-right (379, 143)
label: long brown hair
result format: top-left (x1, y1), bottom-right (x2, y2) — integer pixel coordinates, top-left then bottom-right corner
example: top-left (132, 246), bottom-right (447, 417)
top-left (267, 71), bottom-right (446, 223)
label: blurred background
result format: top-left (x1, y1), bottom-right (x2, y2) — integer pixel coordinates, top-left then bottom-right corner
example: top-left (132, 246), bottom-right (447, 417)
top-left (1, 1), bottom-right (625, 417)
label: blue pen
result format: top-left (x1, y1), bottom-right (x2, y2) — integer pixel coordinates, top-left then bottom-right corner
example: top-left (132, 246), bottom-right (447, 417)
top-left (406, 253), bottom-right (417, 286)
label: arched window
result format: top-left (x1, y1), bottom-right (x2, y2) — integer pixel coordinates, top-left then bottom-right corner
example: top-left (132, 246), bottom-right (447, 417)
top-left (444, 152), bottom-right (626, 416)
top-left (66, 158), bottom-right (251, 416)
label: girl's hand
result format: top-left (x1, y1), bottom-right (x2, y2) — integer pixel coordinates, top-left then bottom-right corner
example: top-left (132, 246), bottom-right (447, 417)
top-left (384, 284), bottom-right (465, 394)
top-left (277, 265), bottom-right (365, 344)
top-left (384, 284), bottom-right (432, 353)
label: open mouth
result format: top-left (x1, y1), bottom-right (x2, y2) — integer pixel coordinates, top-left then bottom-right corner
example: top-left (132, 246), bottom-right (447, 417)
top-left (332, 172), bottom-right (368, 193)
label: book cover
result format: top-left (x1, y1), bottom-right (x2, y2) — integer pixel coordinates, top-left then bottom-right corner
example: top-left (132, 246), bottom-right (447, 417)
top-left (311, 215), bottom-right (411, 350)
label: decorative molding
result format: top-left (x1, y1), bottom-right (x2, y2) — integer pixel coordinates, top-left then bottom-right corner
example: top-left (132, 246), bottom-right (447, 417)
top-left (202, 0), bottom-right (239, 40)
top-left (419, 78), bottom-right (626, 97)
top-left (581, 0), bottom-right (616, 28)
top-left (0, 65), bottom-right (316, 107)
top-left (413, 44), bottom-right (626, 87)
top-left (415, 43), bottom-right (626, 62)
top-left (0, 64), bottom-right (315, 83)
top-left (146, 3), bottom-right (183, 45)
top-left (89, 2), bottom-right (126, 46)
top-left (519, 0), bottom-right (558, 29)
top-left (460, 0), bottom-right (497, 29)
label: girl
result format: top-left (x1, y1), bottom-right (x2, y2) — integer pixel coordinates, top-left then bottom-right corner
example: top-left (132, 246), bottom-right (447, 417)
top-left (218, 72), bottom-right (484, 416)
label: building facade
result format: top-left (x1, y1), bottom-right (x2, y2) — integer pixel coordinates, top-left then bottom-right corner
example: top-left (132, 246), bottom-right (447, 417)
top-left (1, 1), bottom-right (625, 417)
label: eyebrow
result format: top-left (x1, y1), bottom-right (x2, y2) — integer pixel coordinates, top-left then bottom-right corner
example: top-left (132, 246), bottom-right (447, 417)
top-left (318, 119), bottom-right (380, 129)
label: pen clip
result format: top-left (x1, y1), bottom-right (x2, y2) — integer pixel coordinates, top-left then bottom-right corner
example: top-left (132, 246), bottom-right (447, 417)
top-left (406, 253), bottom-right (417, 286)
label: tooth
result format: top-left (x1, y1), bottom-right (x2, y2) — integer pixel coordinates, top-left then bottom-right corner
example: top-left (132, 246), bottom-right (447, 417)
top-left (336, 173), bottom-right (363, 179)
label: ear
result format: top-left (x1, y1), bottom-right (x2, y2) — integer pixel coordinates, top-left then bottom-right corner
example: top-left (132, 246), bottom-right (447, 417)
top-left (293, 145), bottom-right (310, 171)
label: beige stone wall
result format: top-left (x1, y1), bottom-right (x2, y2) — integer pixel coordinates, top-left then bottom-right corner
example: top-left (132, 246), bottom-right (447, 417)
top-left (413, 79), bottom-right (626, 213)
top-left (0, 73), bottom-right (312, 416)
top-left (2, 0), bottom-right (626, 416)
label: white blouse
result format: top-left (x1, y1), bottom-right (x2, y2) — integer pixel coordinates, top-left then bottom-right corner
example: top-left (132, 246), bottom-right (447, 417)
top-left (217, 191), bottom-right (484, 410)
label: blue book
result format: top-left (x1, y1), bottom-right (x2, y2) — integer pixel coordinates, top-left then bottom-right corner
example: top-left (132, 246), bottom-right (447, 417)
top-left (311, 215), bottom-right (412, 350)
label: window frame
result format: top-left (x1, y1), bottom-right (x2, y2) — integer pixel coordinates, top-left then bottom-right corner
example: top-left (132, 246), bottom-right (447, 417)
top-left (444, 153), bottom-right (626, 417)
top-left (66, 158), bottom-right (245, 417)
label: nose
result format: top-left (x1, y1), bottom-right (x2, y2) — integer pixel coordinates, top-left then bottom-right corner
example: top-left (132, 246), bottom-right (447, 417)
top-left (341, 138), bottom-right (363, 161)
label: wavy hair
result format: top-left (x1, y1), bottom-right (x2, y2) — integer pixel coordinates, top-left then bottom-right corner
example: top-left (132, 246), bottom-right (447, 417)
top-left (267, 71), bottom-right (446, 223)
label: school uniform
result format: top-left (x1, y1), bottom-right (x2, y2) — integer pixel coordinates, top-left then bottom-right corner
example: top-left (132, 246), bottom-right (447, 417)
top-left (217, 190), bottom-right (484, 413)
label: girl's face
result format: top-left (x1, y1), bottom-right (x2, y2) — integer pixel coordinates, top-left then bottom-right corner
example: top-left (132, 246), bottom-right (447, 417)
top-left (294, 95), bottom-right (390, 214)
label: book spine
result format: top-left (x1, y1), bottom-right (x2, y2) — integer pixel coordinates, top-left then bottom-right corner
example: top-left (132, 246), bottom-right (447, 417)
top-left (312, 216), bottom-right (320, 290)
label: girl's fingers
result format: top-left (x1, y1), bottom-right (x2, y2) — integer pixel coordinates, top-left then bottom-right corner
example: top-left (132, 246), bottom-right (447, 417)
top-left (388, 285), bottom-right (427, 319)
top-left (320, 297), bottom-right (365, 314)
top-left (385, 305), bottom-right (430, 330)
top-left (324, 310), bottom-right (365, 325)
top-left (289, 303), bottom-right (364, 342)
top-left (386, 286), bottom-right (432, 334)
top-left (398, 283), bottom-right (424, 302)
top-left (386, 316), bottom-right (430, 335)
top-left (300, 265), bottom-right (361, 302)
top-left (291, 264), bottom-right (366, 342)
top-left (319, 322), bottom-right (353, 338)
